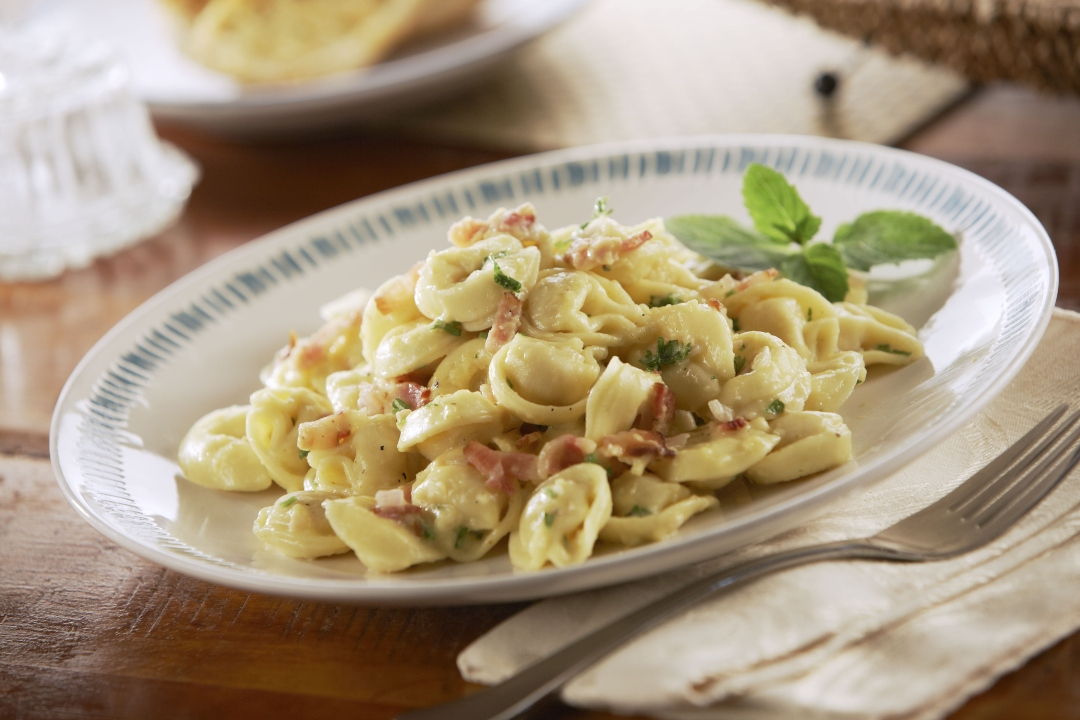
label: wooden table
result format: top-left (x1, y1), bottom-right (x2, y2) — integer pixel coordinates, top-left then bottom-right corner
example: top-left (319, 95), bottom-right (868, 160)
top-left (3, 83), bottom-right (1080, 720)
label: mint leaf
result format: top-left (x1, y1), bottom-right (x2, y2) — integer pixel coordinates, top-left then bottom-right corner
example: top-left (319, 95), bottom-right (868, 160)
top-left (742, 163), bottom-right (821, 245)
top-left (666, 214), bottom-right (794, 271)
top-left (779, 243), bottom-right (849, 302)
top-left (833, 210), bottom-right (957, 271)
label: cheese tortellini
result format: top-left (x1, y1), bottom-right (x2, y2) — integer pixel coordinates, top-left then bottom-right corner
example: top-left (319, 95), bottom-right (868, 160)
top-left (178, 202), bottom-right (924, 574)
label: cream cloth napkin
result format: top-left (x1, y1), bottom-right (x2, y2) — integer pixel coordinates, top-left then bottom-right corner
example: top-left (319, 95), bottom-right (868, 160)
top-left (460, 308), bottom-right (1080, 720)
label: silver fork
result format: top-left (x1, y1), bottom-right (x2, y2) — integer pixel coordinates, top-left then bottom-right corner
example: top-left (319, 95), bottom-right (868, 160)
top-left (398, 404), bottom-right (1080, 720)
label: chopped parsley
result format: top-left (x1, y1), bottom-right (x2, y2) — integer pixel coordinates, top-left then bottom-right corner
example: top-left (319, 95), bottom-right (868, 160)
top-left (492, 260), bottom-right (522, 293)
top-left (733, 355), bottom-right (746, 373)
top-left (543, 487), bottom-right (558, 499)
top-left (628, 505), bottom-right (652, 517)
top-left (642, 337), bottom-right (693, 372)
top-left (298, 449), bottom-right (310, 460)
top-left (875, 343), bottom-right (911, 356)
top-left (582, 196), bottom-right (614, 228)
top-left (279, 496), bottom-right (298, 508)
top-left (391, 398), bottom-right (411, 413)
top-left (544, 511), bottom-right (557, 528)
top-left (766, 398), bottom-right (785, 417)
top-left (453, 526), bottom-right (485, 549)
top-left (807, 307), bottom-right (813, 321)
top-left (420, 523), bottom-right (434, 541)
top-left (433, 319), bottom-right (463, 336)
top-left (648, 294), bottom-right (682, 307)
top-left (478, 329), bottom-right (489, 339)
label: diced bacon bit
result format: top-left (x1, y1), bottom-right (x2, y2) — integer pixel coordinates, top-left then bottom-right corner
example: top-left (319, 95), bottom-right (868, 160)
top-left (373, 267), bottom-right (420, 314)
top-left (292, 310), bottom-right (362, 371)
top-left (734, 268), bottom-right (779, 292)
top-left (597, 429), bottom-right (675, 463)
top-left (636, 382), bottom-right (675, 435)
top-left (448, 217), bottom-right (489, 247)
top-left (537, 434), bottom-right (597, 478)
top-left (298, 412), bottom-right (353, 451)
top-left (516, 431), bottom-right (545, 452)
top-left (560, 229), bottom-right (653, 271)
top-left (705, 297), bottom-right (726, 313)
top-left (463, 441), bottom-right (540, 493)
top-left (448, 205), bottom-right (543, 248)
top-left (392, 381), bottom-right (432, 411)
top-left (711, 417), bottom-right (750, 436)
top-left (484, 291), bottom-right (523, 355)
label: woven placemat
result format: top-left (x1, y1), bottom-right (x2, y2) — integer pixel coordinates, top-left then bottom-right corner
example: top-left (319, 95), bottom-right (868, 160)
top-left (390, 0), bottom-right (970, 151)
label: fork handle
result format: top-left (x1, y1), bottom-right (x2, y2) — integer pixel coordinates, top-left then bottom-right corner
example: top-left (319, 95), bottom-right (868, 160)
top-left (396, 541), bottom-right (908, 720)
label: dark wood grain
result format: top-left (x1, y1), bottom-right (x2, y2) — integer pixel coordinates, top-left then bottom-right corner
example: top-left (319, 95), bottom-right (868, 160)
top-left (2, 83), bottom-right (1080, 720)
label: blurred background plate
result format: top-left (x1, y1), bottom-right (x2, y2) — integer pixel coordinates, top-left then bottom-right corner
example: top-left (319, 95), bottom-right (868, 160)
top-left (37, 0), bottom-right (586, 135)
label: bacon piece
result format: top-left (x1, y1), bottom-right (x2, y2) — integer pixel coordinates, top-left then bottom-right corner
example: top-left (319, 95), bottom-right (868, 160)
top-left (463, 441), bottom-right (540, 493)
top-left (636, 382), bottom-right (675, 435)
top-left (484, 291), bottom-right (523, 354)
top-left (711, 417), bottom-right (750, 435)
top-left (734, 268), bottom-right (779, 292)
top-left (537, 434), bottom-right (597, 478)
top-left (597, 429), bottom-right (675, 464)
top-left (449, 204), bottom-right (544, 248)
top-left (516, 431), bottom-right (545, 453)
top-left (298, 412), bottom-right (353, 451)
top-left (392, 381), bottom-right (432, 410)
top-left (560, 229), bottom-right (652, 271)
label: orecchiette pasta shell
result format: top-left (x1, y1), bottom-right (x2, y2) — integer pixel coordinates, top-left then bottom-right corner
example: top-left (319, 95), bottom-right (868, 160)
top-left (247, 387), bottom-right (333, 492)
top-left (722, 331), bottom-right (811, 420)
top-left (178, 405), bottom-right (274, 492)
top-left (509, 463), bottom-right (612, 571)
top-left (253, 490), bottom-right (350, 559)
top-left (323, 496), bottom-right (445, 573)
top-left (372, 319), bottom-right (467, 379)
top-left (415, 237), bottom-right (540, 331)
top-left (397, 390), bottom-right (503, 461)
top-left (302, 412), bottom-right (410, 495)
top-left (584, 357), bottom-right (657, 440)
top-left (651, 420), bottom-right (780, 488)
top-left (411, 455), bottom-right (525, 562)
top-left (361, 271), bottom-right (424, 363)
top-left (490, 335), bottom-right (600, 425)
top-left (747, 411), bottom-right (852, 484)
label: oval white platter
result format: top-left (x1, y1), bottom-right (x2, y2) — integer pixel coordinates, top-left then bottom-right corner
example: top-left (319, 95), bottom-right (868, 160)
top-left (51, 135), bottom-right (1057, 605)
top-left (39, 0), bottom-right (586, 134)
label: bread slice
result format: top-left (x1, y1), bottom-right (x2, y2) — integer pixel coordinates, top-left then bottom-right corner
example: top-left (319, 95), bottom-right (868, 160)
top-left (159, 0), bottom-right (483, 83)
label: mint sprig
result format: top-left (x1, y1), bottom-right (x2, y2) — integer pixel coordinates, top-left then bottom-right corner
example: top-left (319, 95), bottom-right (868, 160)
top-left (834, 211), bottom-right (957, 271)
top-left (667, 163), bottom-right (957, 302)
top-left (742, 163), bottom-right (821, 245)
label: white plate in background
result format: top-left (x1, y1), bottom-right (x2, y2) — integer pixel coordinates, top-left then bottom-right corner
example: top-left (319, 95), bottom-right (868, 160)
top-left (38, 0), bottom-right (586, 134)
top-left (51, 135), bottom-right (1057, 604)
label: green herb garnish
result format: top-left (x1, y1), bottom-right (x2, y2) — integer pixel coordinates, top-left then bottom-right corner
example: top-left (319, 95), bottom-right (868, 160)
top-left (642, 337), bottom-right (693, 372)
top-left (648, 294), bottom-right (682, 307)
top-left (298, 449), bottom-right (310, 460)
top-left (280, 496), bottom-right (298, 508)
top-left (766, 399), bottom-right (785, 417)
top-left (875, 343), bottom-right (912, 356)
top-left (492, 261), bottom-right (522, 293)
top-left (391, 398), bottom-right (410, 413)
top-left (544, 511), bottom-right (557, 528)
top-left (433, 319), bottom-right (463, 336)
top-left (666, 163), bottom-right (957, 302)
top-left (628, 505), bottom-right (652, 517)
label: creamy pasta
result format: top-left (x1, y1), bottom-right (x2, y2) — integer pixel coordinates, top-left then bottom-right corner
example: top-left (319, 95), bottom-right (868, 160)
top-left (177, 203), bottom-right (923, 573)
